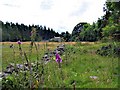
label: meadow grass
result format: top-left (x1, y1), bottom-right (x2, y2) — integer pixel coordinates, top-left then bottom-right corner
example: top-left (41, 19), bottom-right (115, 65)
top-left (2, 41), bottom-right (119, 88)
top-left (2, 42), bottom-right (58, 70)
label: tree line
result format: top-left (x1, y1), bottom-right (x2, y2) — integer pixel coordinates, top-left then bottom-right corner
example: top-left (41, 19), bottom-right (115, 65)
top-left (1, 21), bottom-right (60, 42)
top-left (1, 0), bottom-right (120, 42)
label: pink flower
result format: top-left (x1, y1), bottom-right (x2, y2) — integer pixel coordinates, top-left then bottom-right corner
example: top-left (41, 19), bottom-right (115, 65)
top-left (55, 53), bottom-right (62, 63)
top-left (17, 40), bottom-right (21, 44)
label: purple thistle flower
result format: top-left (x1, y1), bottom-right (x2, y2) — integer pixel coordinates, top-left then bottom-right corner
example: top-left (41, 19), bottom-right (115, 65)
top-left (17, 40), bottom-right (21, 44)
top-left (55, 53), bottom-right (62, 63)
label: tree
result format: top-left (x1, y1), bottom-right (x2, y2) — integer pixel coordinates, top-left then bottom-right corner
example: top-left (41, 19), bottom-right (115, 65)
top-left (1, 21), bottom-right (60, 41)
top-left (102, 1), bottom-right (120, 40)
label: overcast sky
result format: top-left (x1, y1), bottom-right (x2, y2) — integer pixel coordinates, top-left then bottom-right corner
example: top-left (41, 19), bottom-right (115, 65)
top-left (0, 0), bottom-right (106, 33)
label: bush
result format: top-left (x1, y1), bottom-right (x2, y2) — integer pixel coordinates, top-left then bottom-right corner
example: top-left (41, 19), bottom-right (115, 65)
top-left (96, 44), bottom-right (120, 57)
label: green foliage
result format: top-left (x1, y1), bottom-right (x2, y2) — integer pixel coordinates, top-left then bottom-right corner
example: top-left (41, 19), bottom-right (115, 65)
top-left (2, 42), bottom-right (119, 88)
top-left (61, 31), bottom-right (71, 42)
top-left (30, 27), bottom-right (37, 41)
top-left (71, 1), bottom-right (120, 42)
top-left (102, 1), bottom-right (120, 41)
top-left (1, 21), bottom-right (60, 42)
top-left (96, 43), bottom-right (120, 57)
top-left (102, 25), bottom-right (116, 37)
top-left (72, 23), bottom-right (98, 41)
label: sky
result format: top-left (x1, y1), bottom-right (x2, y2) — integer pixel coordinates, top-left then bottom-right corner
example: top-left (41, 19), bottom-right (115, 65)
top-left (0, 0), bottom-right (106, 33)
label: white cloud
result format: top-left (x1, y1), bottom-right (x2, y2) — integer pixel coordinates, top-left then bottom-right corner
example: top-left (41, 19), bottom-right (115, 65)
top-left (0, 0), bottom-right (106, 33)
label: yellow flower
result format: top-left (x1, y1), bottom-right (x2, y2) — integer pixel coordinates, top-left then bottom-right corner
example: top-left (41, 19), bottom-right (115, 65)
top-left (52, 56), bottom-right (56, 60)
top-left (34, 80), bottom-right (39, 88)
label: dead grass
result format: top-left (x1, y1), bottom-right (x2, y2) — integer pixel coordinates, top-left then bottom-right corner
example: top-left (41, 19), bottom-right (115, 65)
top-left (1, 41), bottom-right (98, 46)
top-left (1, 42), bottom-right (77, 45)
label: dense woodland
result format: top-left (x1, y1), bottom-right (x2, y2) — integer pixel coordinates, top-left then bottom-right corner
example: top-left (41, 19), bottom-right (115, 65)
top-left (1, 1), bottom-right (120, 42)
top-left (1, 21), bottom-right (60, 41)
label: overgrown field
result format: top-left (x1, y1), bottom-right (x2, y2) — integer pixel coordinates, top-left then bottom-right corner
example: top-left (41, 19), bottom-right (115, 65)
top-left (1, 41), bottom-right (120, 89)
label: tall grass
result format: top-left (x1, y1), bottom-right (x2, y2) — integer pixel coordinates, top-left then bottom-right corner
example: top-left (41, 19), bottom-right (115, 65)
top-left (2, 40), bottom-right (119, 89)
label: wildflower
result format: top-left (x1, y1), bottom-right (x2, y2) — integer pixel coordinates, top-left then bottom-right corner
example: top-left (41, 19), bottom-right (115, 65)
top-left (16, 64), bottom-right (23, 69)
top-left (52, 56), bottom-right (56, 60)
top-left (55, 52), bottom-right (62, 63)
top-left (90, 76), bottom-right (98, 80)
top-left (17, 40), bottom-right (21, 44)
top-left (32, 80), bottom-right (39, 88)
top-left (0, 72), bottom-right (2, 77)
